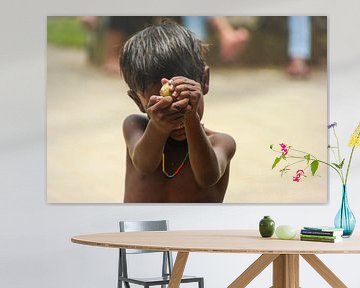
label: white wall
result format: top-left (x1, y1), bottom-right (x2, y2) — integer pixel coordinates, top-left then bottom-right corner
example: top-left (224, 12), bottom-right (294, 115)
top-left (1, 0), bottom-right (360, 287)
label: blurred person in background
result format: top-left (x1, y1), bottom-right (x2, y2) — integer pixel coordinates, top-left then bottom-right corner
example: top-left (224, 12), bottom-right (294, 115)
top-left (182, 16), bottom-right (250, 62)
top-left (81, 16), bottom-right (313, 77)
top-left (81, 16), bottom-right (153, 74)
top-left (183, 16), bottom-right (312, 77)
top-left (287, 16), bottom-right (311, 77)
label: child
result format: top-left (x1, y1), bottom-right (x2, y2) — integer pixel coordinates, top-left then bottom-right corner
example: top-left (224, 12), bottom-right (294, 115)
top-left (119, 20), bottom-right (236, 203)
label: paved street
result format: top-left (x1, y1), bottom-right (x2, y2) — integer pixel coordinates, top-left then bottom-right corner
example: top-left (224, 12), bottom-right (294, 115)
top-left (47, 46), bottom-right (327, 203)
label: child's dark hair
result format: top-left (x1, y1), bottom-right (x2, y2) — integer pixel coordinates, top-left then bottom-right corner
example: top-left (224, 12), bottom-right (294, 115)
top-left (120, 20), bottom-right (208, 94)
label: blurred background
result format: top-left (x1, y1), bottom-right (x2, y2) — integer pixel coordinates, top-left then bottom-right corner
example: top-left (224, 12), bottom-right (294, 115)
top-left (47, 16), bottom-right (328, 203)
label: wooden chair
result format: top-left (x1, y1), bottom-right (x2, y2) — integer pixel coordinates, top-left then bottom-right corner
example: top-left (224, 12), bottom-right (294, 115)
top-left (118, 220), bottom-right (204, 288)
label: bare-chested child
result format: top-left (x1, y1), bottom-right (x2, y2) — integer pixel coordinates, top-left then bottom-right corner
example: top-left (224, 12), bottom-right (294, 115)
top-left (119, 20), bottom-right (236, 203)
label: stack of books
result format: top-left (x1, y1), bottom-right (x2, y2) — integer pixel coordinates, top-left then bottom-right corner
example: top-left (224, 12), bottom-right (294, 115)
top-left (300, 226), bottom-right (344, 243)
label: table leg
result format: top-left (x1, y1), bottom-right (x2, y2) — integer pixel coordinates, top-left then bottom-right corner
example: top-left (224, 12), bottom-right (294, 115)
top-left (228, 254), bottom-right (279, 288)
top-left (272, 254), bottom-right (299, 288)
top-left (301, 254), bottom-right (347, 288)
top-left (168, 251), bottom-right (189, 288)
top-left (288, 255), bottom-right (299, 288)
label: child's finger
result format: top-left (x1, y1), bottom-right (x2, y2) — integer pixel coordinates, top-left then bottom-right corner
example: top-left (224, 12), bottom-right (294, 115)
top-left (175, 84), bottom-right (198, 91)
top-left (173, 84), bottom-right (197, 94)
top-left (174, 90), bottom-right (197, 101)
top-left (172, 98), bottom-right (189, 110)
top-left (147, 95), bottom-right (162, 107)
top-left (151, 96), bottom-right (173, 110)
top-left (165, 99), bottom-right (189, 115)
top-left (161, 78), bottom-right (169, 85)
top-left (171, 77), bottom-right (199, 87)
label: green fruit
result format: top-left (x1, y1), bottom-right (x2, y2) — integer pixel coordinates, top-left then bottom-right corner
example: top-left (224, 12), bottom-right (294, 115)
top-left (160, 82), bottom-right (171, 97)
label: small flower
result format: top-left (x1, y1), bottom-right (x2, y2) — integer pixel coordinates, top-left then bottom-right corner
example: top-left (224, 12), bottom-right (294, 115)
top-left (271, 121), bottom-right (358, 186)
top-left (327, 122), bottom-right (337, 129)
top-left (349, 122), bottom-right (360, 148)
top-left (279, 143), bottom-right (289, 156)
top-left (293, 170), bottom-right (305, 182)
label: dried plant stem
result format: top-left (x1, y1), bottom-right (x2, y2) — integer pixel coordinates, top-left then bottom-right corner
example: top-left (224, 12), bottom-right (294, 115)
top-left (345, 130), bottom-right (360, 185)
top-left (332, 127), bottom-right (345, 182)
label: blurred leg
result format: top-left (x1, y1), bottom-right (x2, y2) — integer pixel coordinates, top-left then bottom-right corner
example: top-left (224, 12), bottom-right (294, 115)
top-left (287, 16), bottom-right (311, 77)
top-left (210, 17), bottom-right (250, 62)
top-left (181, 16), bottom-right (208, 41)
top-left (102, 29), bottom-right (124, 74)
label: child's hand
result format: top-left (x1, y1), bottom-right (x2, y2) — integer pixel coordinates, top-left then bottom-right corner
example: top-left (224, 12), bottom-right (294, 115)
top-left (146, 95), bottom-right (189, 134)
top-left (169, 76), bottom-right (202, 114)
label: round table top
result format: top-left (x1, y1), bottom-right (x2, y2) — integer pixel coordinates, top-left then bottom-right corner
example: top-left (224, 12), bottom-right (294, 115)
top-left (71, 230), bottom-right (360, 254)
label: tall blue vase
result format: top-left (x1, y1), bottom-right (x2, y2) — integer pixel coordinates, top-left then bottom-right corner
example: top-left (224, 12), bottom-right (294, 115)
top-left (334, 185), bottom-right (356, 237)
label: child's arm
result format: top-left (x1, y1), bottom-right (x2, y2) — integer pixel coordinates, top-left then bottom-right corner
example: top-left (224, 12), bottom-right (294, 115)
top-left (171, 76), bottom-right (236, 187)
top-left (185, 113), bottom-right (236, 187)
top-left (123, 96), bottom-right (189, 174)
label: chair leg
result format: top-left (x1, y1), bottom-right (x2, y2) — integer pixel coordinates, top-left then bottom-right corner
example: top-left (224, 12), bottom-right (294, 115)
top-left (118, 279), bottom-right (129, 288)
top-left (199, 278), bottom-right (204, 288)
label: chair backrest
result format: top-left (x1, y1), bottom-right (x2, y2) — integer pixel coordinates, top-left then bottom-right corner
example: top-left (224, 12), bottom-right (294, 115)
top-left (119, 220), bottom-right (169, 254)
top-left (118, 220), bottom-right (174, 282)
top-left (120, 220), bottom-right (168, 232)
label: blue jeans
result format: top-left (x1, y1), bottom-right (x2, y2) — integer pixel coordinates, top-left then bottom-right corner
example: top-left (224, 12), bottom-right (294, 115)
top-left (288, 16), bottom-right (311, 59)
top-left (181, 16), bottom-right (208, 41)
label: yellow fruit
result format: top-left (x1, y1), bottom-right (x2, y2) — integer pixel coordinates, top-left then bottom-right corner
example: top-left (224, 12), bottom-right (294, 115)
top-left (160, 82), bottom-right (171, 97)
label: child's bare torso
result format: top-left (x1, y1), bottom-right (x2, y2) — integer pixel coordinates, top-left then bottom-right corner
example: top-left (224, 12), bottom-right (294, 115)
top-left (124, 125), bottom-right (230, 203)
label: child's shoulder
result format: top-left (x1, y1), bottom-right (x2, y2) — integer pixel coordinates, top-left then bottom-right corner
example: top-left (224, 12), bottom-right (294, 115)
top-left (123, 114), bottom-right (149, 133)
top-left (205, 128), bottom-right (237, 157)
top-left (205, 127), bottom-right (235, 142)
top-left (123, 114), bottom-right (149, 126)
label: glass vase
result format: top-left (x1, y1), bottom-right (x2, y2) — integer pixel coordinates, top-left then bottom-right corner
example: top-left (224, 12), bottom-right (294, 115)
top-left (334, 185), bottom-right (356, 237)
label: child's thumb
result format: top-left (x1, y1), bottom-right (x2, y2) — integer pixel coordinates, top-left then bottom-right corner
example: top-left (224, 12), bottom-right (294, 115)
top-left (161, 78), bottom-right (169, 85)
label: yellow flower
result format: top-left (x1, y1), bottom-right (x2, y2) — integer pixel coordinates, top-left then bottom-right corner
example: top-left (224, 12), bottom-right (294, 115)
top-left (349, 122), bottom-right (360, 148)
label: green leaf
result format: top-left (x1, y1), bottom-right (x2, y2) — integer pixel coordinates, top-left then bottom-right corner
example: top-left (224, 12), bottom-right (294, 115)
top-left (270, 144), bottom-right (273, 149)
top-left (332, 163), bottom-right (341, 169)
top-left (339, 159), bottom-right (345, 169)
top-left (310, 160), bottom-right (319, 176)
top-left (272, 157), bottom-right (281, 169)
top-left (332, 159), bottom-right (345, 170)
top-left (304, 154), bottom-right (311, 164)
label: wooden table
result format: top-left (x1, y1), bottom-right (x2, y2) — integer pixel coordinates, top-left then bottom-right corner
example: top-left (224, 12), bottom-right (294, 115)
top-left (71, 230), bottom-right (360, 288)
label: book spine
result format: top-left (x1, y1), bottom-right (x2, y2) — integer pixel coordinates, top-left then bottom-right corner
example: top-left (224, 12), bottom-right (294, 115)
top-left (300, 237), bottom-right (337, 243)
top-left (300, 230), bottom-right (337, 237)
top-left (300, 234), bottom-right (338, 240)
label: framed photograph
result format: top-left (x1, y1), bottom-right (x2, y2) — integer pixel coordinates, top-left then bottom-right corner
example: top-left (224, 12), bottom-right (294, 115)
top-left (47, 16), bottom-right (327, 203)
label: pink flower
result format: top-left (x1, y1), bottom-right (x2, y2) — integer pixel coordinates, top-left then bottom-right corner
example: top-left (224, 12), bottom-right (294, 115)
top-left (279, 143), bottom-right (288, 156)
top-left (293, 170), bottom-right (305, 182)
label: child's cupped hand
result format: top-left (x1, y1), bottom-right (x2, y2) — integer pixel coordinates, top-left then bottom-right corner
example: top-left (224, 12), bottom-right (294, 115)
top-left (146, 94), bottom-right (190, 135)
top-left (166, 76), bottom-right (202, 113)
